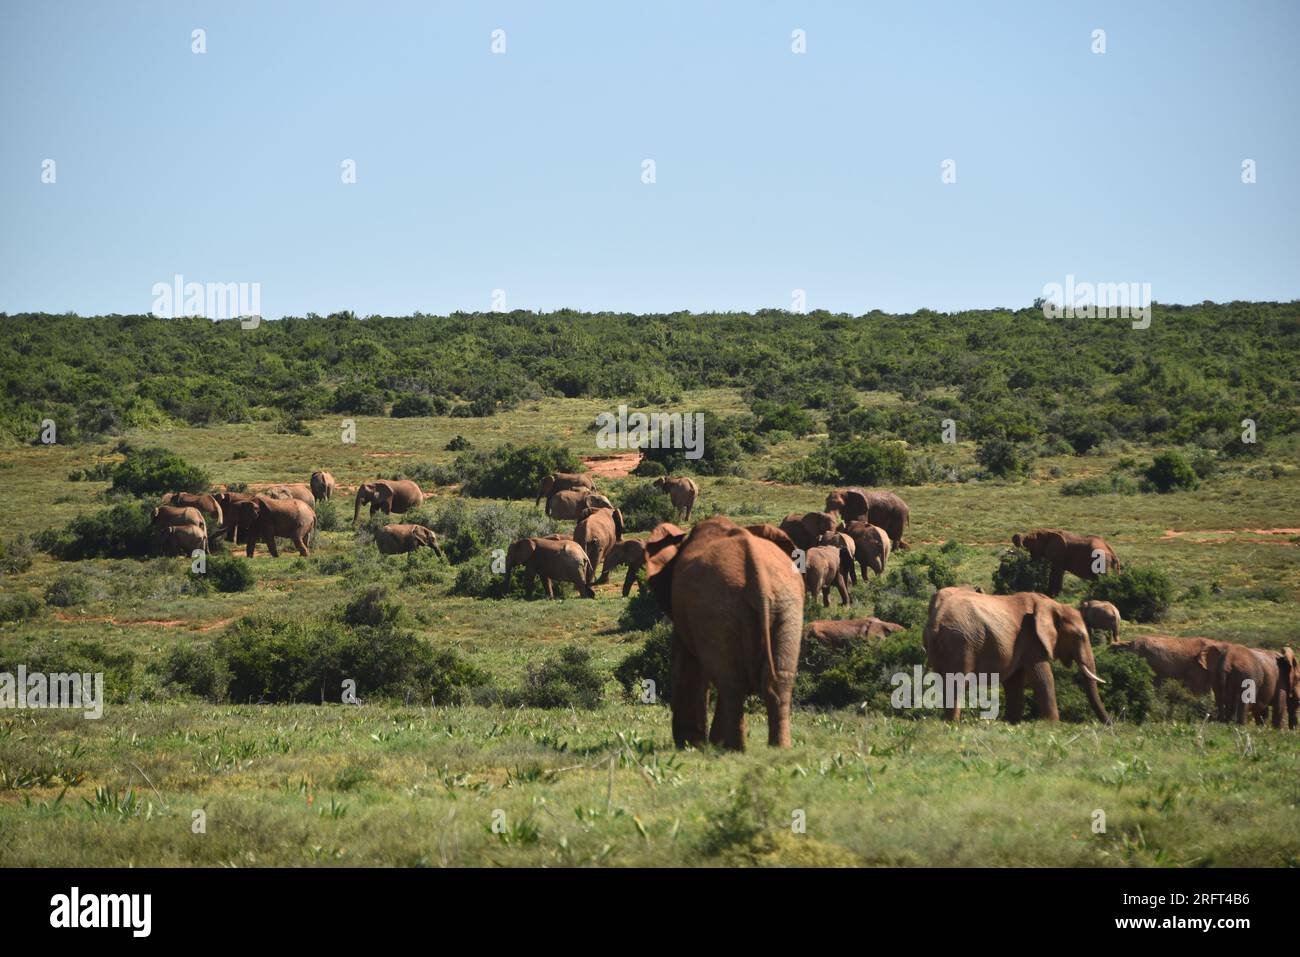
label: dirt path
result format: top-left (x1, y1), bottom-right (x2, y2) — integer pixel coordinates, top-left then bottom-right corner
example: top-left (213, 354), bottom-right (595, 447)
top-left (581, 453), bottom-right (642, 479)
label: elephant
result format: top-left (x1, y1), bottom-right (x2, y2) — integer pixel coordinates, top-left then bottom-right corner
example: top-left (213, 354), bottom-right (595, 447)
top-left (744, 524), bottom-right (799, 558)
top-left (642, 516), bottom-right (805, 750)
top-left (535, 471), bottom-right (594, 507)
top-left (825, 488), bottom-right (910, 549)
top-left (831, 531), bottom-right (857, 585)
top-left (600, 522), bottom-right (686, 597)
top-left (1216, 644), bottom-right (1298, 728)
top-left (310, 471), bottom-right (337, 501)
top-left (354, 479), bottom-right (425, 523)
top-left (778, 511), bottom-right (839, 553)
top-left (376, 523), bottom-right (443, 557)
top-left (265, 483), bottom-right (316, 506)
top-left (1111, 635), bottom-right (1230, 714)
top-left (575, 507), bottom-right (624, 584)
top-left (844, 521), bottom-right (891, 582)
top-left (228, 496), bottom-right (316, 557)
top-left (806, 617), bottom-right (904, 650)
top-left (152, 504), bottom-right (205, 529)
top-left (802, 544), bottom-right (852, 607)
top-left (1079, 599), bottom-right (1122, 643)
top-left (654, 476), bottom-right (699, 521)
top-left (215, 491), bottom-right (258, 543)
top-left (156, 524), bottom-right (208, 556)
top-left (922, 587), bottom-right (1110, 723)
top-left (1011, 528), bottom-right (1120, 598)
top-left (545, 489), bottom-right (614, 521)
top-left (503, 537), bottom-right (595, 599)
top-left (160, 492), bottom-right (223, 529)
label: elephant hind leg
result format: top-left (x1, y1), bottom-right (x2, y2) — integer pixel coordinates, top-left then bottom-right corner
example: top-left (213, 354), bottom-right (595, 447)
top-left (710, 685), bottom-right (746, 751)
top-left (670, 641), bottom-right (708, 749)
top-left (763, 679), bottom-right (794, 748)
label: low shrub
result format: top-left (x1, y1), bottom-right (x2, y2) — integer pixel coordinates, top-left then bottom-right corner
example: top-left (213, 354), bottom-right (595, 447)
top-left (41, 502), bottom-right (155, 560)
top-left (204, 554), bottom-right (256, 593)
top-left (1143, 451), bottom-right (1198, 493)
top-left (618, 481), bottom-right (678, 532)
top-left (617, 588), bottom-right (664, 632)
top-left (0, 534), bottom-right (35, 575)
top-left (613, 621), bottom-right (674, 702)
top-left (1086, 566), bottom-right (1174, 623)
top-left (793, 631), bottom-right (926, 711)
top-left (991, 548), bottom-right (1051, 595)
top-left (110, 445), bottom-right (209, 496)
top-left (0, 593), bottom-right (44, 623)
top-left (511, 646), bottom-right (605, 709)
top-left (43, 575), bottom-right (93, 608)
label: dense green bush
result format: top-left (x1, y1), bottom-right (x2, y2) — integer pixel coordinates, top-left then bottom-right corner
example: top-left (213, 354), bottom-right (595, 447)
top-left (0, 635), bottom-right (141, 702)
top-left (110, 445), bottom-right (210, 496)
top-left (0, 593), bottom-right (44, 623)
top-left (613, 622), bottom-right (674, 702)
top-left (0, 534), bottom-right (35, 575)
top-left (457, 442), bottom-right (583, 499)
top-left (618, 481), bottom-right (679, 532)
top-left (1060, 474), bottom-right (1138, 496)
top-left (794, 632), bottom-right (926, 711)
top-left (975, 438), bottom-right (1027, 477)
top-left (41, 502), bottom-right (155, 560)
top-left (511, 646), bottom-right (605, 709)
top-left (1086, 566), bottom-right (1174, 623)
top-left (1143, 451), bottom-right (1199, 493)
top-left (617, 588), bottom-right (664, 631)
top-left (1025, 646), bottom-right (1154, 723)
top-left (157, 642), bottom-right (230, 701)
top-left (204, 554), bottom-right (256, 592)
top-left (43, 575), bottom-right (92, 608)
top-left (991, 548), bottom-right (1052, 595)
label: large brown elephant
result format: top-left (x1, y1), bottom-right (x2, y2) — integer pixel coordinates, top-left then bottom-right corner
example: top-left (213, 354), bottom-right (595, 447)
top-left (844, 521), bottom-right (891, 582)
top-left (310, 471), bottom-right (337, 501)
top-left (160, 492), bottom-right (223, 529)
top-left (535, 472), bottom-right (594, 507)
top-left (806, 617), bottom-right (903, 650)
top-left (825, 488), bottom-right (910, 549)
top-left (545, 489), bottom-right (614, 521)
top-left (923, 587), bottom-right (1110, 723)
top-left (151, 505), bottom-right (205, 530)
top-left (1079, 599), bottom-right (1122, 643)
top-left (574, 507), bottom-right (624, 585)
top-left (1011, 528), bottom-right (1120, 597)
top-left (778, 511), bottom-right (839, 553)
top-left (643, 516), bottom-right (805, 750)
top-left (1111, 635), bottom-right (1229, 713)
top-left (229, 496), bottom-right (316, 557)
top-left (265, 483), bottom-right (315, 506)
top-left (1216, 644), bottom-right (1298, 728)
top-left (156, 524), bottom-right (208, 556)
top-left (215, 491), bottom-right (258, 543)
top-left (654, 476), bottom-right (699, 521)
top-left (354, 479), bottom-right (425, 523)
top-left (601, 523), bottom-right (687, 596)
top-left (376, 523), bottom-right (443, 557)
top-left (802, 544), bottom-right (852, 607)
top-left (744, 524), bottom-right (799, 557)
top-left (503, 537), bottom-right (595, 599)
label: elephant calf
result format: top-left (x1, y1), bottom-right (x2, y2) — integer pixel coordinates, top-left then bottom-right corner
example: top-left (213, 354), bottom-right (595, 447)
top-left (653, 476), bottom-right (699, 521)
top-left (504, 537), bottom-right (595, 599)
top-left (802, 544), bottom-right (852, 607)
top-left (545, 489), bottom-right (614, 521)
top-left (806, 617), bottom-right (903, 650)
top-left (230, 496), bottom-right (316, 557)
top-left (310, 471), bottom-right (337, 501)
top-left (376, 523), bottom-right (443, 556)
top-left (152, 505), bottom-right (205, 531)
top-left (844, 521), bottom-right (891, 583)
top-left (156, 524), bottom-right (208, 556)
top-left (1079, 599), bottom-right (1122, 643)
top-left (1111, 635), bottom-right (1229, 714)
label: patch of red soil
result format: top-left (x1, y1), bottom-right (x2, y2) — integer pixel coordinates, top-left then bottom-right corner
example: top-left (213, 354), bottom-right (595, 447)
top-left (581, 453), bottom-right (642, 479)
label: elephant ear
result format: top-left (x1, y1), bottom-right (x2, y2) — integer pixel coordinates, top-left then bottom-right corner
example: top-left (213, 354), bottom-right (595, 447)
top-left (643, 529), bottom-right (688, 617)
top-left (1025, 600), bottom-right (1059, 660)
top-left (844, 490), bottom-right (869, 515)
top-left (1011, 533), bottom-right (1024, 548)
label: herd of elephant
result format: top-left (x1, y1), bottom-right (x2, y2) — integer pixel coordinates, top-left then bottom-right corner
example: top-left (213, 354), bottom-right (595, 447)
top-left (146, 470), bottom-right (1298, 750)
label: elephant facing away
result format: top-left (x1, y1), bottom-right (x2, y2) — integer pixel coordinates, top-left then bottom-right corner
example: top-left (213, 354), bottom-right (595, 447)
top-left (503, 537), bottom-right (595, 599)
top-left (229, 497), bottom-right (316, 557)
top-left (215, 492), bottom-right (258, 543)
top-left (1079, 600), bottom-right (1122, 643)
top-left (546, 489), bottom-right (614, 521)
top-left (802, 544), bottom-right (852, 607)
top-left (806, 617), bottom-right (903, 649)
top-left (376, 523), bottom-right (443, 557)
top-left (265, 483), bottom-right (315, 506)
top-left (160, 493), bottom-right (223, 530)
top-left (1111, 635), bottom-right (1229, 713)
top-left (575, 507), bottom-right (624, 584)
top-left (152, 505), bottom-right (205, 531)
top-left (354, 479), bottom-right (425, 523)
top-left (535, 471), bottom-right (594, 507)
top-left (643, 516), bottom-right (805, 750)
top-left (923, 587), bottom-right (1109, 723)
top-left (1011, 528), bottom-right (1119, 598)
top-left (778, 511), bottom-right (839, 553)
top-left (310, 471), bottom-right (337, 501)
top-left (654, 476), bottom-right (699, 521)
top-left (825, 488), bottom-right (910, 549)
top-left (156, 524), bottom-right (208, 556)
top-left (1216, 644), bottom-right (1298, 728)
top-left (844, 521), bottom-right (891, 582)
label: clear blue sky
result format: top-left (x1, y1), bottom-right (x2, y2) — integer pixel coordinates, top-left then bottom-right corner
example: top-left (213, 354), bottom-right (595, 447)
top-left (2, 0), bottom-right (1297, 318)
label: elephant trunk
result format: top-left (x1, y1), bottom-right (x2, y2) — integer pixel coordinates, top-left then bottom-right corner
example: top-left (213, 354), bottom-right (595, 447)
top-left (353, 491), bottom-right (364, 524)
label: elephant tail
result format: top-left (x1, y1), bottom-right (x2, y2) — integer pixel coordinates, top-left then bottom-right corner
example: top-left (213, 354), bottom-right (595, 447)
top-left (744, 543), bottom-right (781, 696)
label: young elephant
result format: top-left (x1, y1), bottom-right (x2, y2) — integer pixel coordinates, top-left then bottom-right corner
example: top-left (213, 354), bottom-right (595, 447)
top-left (160, 492), bottom-right (223, 529)
top-left (1079, 599), bottom-right (1122, 643)
top-left (844, 521), bottom-right (891, 582)
top-left (653, 476), bottom-right (699, 521)
top-left (353, 479), bottom-right (425, 523)
top-left (152, 505), bottom-right (205, 530)
top-left (156, 524), bottom-right (208, 556)
top-left (545, 489), bottom-right (614, 521)
top-left (1111, 635), bottom-right (1230, 713)
top-left (806, 617), bottom-right (903, 650)
top-left (1216, 644), bottom-right (1298, 728)
top-left (778, 511), bottom-right (839, 553)
top-left (575, 507), bottom-right (624, 584)
top-left (310, 471), bottom-right (337, 501)
top-left (503, 537), bottom-right (595, 599)
top-left (802, 544), bottom-right (851, 607)
top-left (375, 523), bottom-right (443, 556)
top-left (534, 471), bottom-right (594, 507)
top-left (265, 483), bottom-right (316, 506)
top-left (230, 496), bottom-right (316, 557)
top-left (831, 532), bottom-right (857, 585)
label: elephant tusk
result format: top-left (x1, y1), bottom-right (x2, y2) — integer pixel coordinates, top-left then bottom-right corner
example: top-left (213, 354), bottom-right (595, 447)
top-left (1080, 664), bottom-right (1105, 684)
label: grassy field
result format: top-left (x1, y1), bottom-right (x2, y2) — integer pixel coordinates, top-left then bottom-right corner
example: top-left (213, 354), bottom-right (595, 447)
top-left (1, 391), bottom-right (1298, 866)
